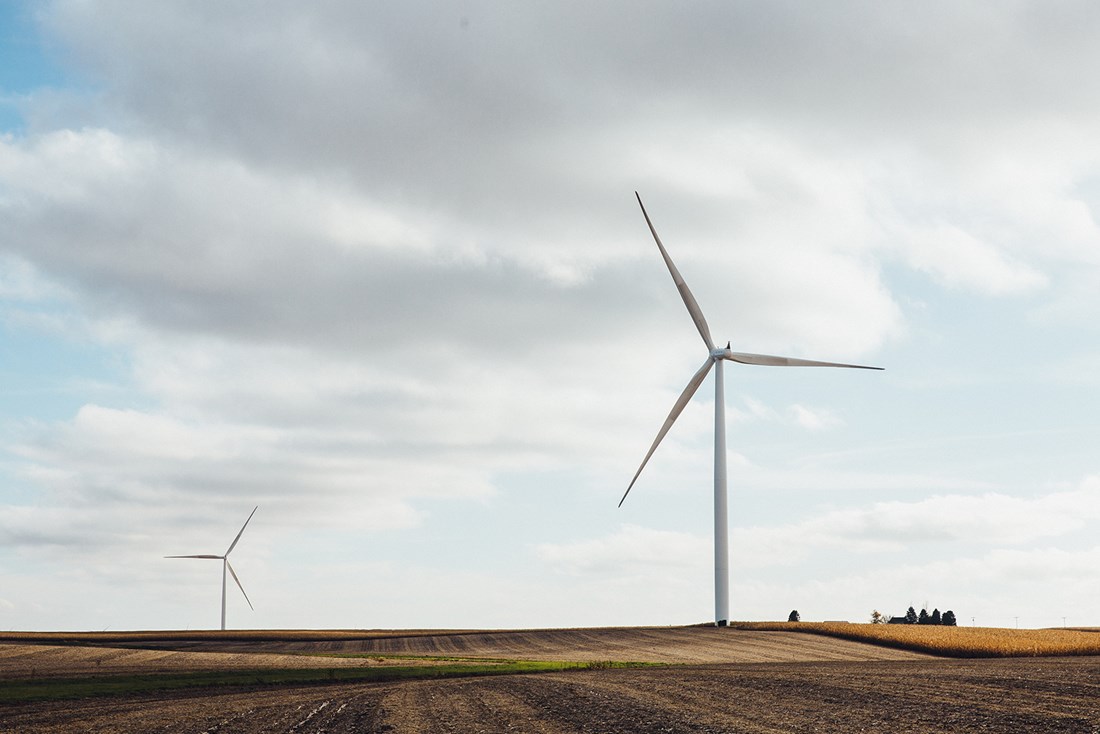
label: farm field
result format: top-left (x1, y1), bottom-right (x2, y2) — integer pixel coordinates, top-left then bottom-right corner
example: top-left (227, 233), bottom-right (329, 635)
top-left (4, 657), bottom-right (1100, 733)
top-left (2, 626), bottom-right (1100, 732)
top-left (135, 626), bottom-right (936, 664)
top-left (732, 621), bottom-right (1100, 657)
top-left (0, 640), bottom-right (453, 680)
top-left (0, 626), bottom-right (931, 680)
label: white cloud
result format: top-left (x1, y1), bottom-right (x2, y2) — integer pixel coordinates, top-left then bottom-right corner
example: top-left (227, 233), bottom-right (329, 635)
top-left (899, 223), bottom-right (1048, 295)
top-left (549, 477), bottom-right (1100, 576)
top-left (803, 488), bottom-right (1095, 549)
top-left (537, 524), bottom-right (710, 577)
top-left (5, 1), bottom-right (1100, 630)
top-left (763, 477), bottom-right (1100, 559)
top-left (737, 399), bottom-right (844, 431)
top-left (731, 543), bottom-right (1100, 626)
top-left (788, 404), bottom-right (842, 430)
top-left (0, 255), bottom-right (66, 303)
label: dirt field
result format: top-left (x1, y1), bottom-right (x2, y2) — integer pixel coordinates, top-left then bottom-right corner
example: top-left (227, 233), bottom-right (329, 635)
top-left (2, 627), bottom-right (1098, 732)
top-left (0, 627), bottom-right (929, 680)
top-left (0, 642), bottom-right (421, 680)
top-left (3, 657), bottom-right (1100, 733)
top-left (134, 626), bottom-right (935, 664)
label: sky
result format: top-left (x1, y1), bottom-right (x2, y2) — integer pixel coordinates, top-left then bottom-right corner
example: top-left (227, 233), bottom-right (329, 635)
top-left (2, 1), bottom-right (1100, 632)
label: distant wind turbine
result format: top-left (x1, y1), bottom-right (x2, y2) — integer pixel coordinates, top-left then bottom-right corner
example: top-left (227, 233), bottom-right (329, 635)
top-left (166, 506), bottom-right (258, 631)
top-left (620, 193), bottom-right (882, 627)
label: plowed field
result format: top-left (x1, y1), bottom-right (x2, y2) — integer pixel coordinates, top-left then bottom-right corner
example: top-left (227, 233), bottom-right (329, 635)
top-left (136, 627), bottom-right (934, 665)
top-left (2, 627), bottom-right (1098, 733)
top-left (4, 658), bottom-right (1100, 733)
top-left (0, 642), bottom-right (417, 680)
top-left (0, 627), bottom-right (929, 680)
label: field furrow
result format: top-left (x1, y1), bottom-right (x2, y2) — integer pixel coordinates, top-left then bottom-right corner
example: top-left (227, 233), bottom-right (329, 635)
top-left (206, 627), bottom-right (932, 664)
top-left (3, 628), bottom-right (1099, 732)
top-left (4, 658), bottom-right (1100, 733)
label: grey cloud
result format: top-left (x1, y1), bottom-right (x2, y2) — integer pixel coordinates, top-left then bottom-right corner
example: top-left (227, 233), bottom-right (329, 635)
top-left (10, 212), bottom-right (661, 361)
top-left (45, 3), bottom-right (1100, 159)
top-left (1, 132), bottom-right (665, 360)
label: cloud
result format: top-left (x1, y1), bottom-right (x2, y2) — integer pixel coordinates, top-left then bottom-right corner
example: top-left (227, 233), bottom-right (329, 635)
top-left (5, 400), bottom-right (439, 549)
top-left (898, 223), bottom-right (1049, 295)
top-left (5, 1), bottom-right (1100, 630)
top-left (537, 524), bottom-right (710, 577)
top-left (737, 399), bottom-right (843, 431)
top-left (733, 543), bottom-right (1100, 626)
top-left (788, 404), bottom-right (842, 431)
top-left (0, 114), bottom-right (902, 578)
top-left (545, 477), bottom-right (1100, 576)
top-left (753, 477), bottom-right (1100, 562)
top-left (801, 486), bottom-right (1098, 549)
top-left (0, 255), bottom-right (66, 302)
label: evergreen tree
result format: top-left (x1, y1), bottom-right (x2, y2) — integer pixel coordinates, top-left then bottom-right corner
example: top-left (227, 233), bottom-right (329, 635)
top-left (931, 608), bottom-right (942, 625)
top-left (942, 610), bottom-right (957, 626)
top-left (788, 610), bottom-right (800, 622)
top-left (905, 606), bottom-right (918, 624)
top-left (918, 608), bottom-right (931, 625)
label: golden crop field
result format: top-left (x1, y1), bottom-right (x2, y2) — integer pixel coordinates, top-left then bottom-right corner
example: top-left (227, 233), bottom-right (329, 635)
top-left (731, 621), bottom-right (1100, 657)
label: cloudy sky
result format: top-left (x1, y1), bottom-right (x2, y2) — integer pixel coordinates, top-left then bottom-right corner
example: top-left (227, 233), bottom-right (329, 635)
top-left (3, 1), bottom-right (1100, 631)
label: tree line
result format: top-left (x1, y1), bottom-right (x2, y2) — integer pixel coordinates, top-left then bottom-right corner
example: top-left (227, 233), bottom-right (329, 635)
top-left (871, 606), bottom-right (957, 626)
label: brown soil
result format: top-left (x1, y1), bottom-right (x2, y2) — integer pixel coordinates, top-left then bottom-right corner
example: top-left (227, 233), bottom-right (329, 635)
top-left (3, 657), bottom-right (1099, 733)
top-left (0, 642), bottom-right (426, 680)
top-left (260, 626), bottom-right (934, 663)
top-left (1, 628), bottom-right (1096, 732)
top-left (0, 627), bottom-right (928, 680)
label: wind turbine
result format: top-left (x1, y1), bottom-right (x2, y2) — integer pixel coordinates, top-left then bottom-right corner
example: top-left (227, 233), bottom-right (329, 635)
top-left (619, 193), bottom-right (882, 627)
top-left (166, 506), bottom-right (258, 631)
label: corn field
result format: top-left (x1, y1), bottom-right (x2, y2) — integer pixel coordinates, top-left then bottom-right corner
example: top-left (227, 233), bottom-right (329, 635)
top-left (733, 621), bottom-right (1100, 658)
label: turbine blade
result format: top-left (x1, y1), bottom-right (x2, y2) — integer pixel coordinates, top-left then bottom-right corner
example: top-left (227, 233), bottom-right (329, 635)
top-left (164, 554), bottom-right (223, 559)
top-left (636, 192), bottom-right (716, 351)
top-left (619, 357), bottom-right (715, 507)
top-left (723, 350), bottom-right (883, 370)
top-left (226, 560), bottom-right (254, 611)
top-left (225, 506), bottom-right (258, 556)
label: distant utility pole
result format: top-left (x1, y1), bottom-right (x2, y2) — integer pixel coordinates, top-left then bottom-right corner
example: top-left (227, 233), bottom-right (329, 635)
top-left (1063, 616), bottom-right (1067, 628)
top-left (971, 616), bottom-right (975, 626)
top-left (1014, 616), bottom-right (1019, 629)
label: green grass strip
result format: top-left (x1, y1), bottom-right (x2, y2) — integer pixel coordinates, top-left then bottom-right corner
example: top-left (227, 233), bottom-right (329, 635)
top-left (0, 660), bottom-right (652, 705)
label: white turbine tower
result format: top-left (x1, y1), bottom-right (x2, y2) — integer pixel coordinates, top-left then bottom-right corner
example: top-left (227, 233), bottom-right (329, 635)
top-left (619, 193), bottom-right (882, 627)
top-left (166, 506), bottom-right (258, 631)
